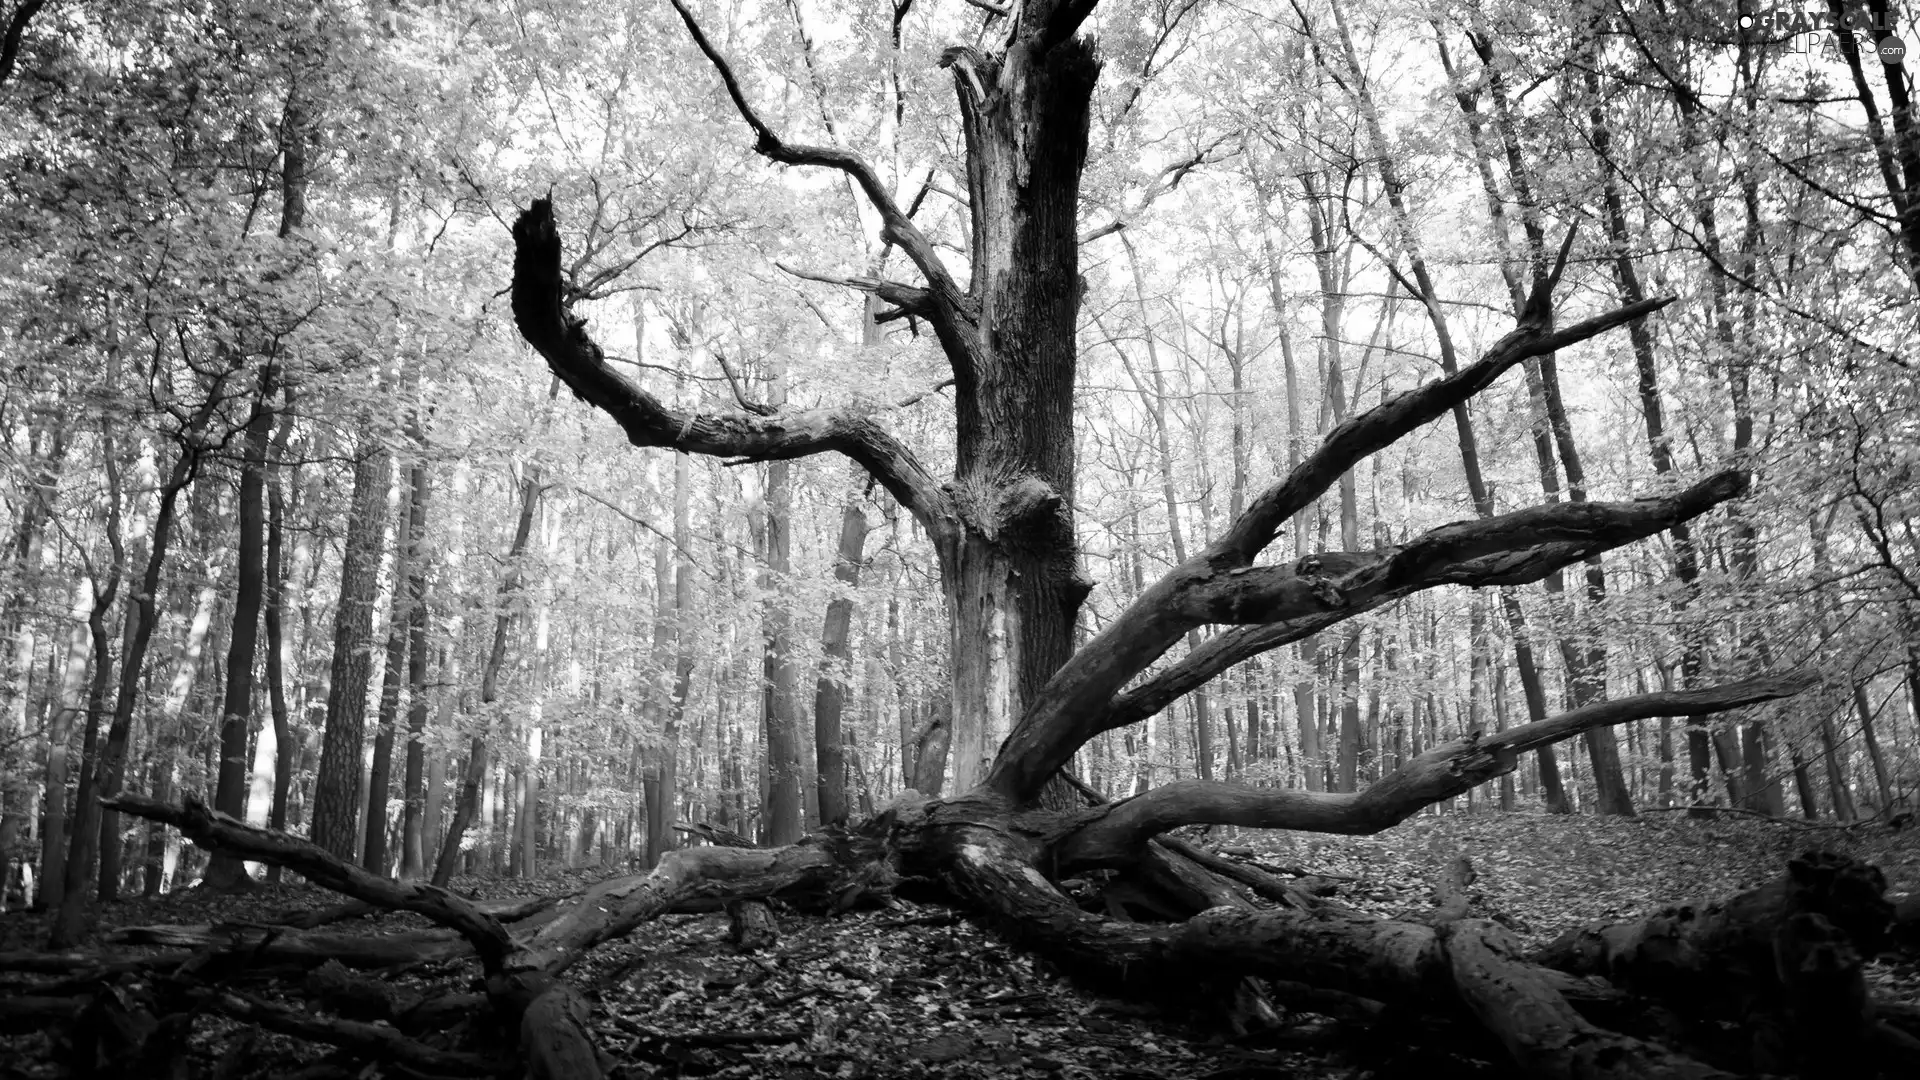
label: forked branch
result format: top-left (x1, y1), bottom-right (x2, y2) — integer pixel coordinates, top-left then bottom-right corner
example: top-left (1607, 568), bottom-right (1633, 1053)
top-left (1055, 670), bottom-right (1817, 867)
top-left (101, 792), bottom-right (514, 972)
top-left (987, 296), bottom-right (1676, 801)
top-left (665, 0), bottom-right (968, 333)
top-left (1099, 472), bottom-right (1747, 734)
top-left (510, 200), bottom-right (958, 543)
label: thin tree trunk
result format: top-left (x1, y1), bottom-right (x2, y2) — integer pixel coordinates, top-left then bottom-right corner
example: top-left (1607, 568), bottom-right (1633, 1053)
top-left (39, 586), bottom-right (94, 913)
top-left (431, 449), bottom-right (542, 886)
top-left (206, 371), bottom-right (275, 890)
top-left (261, 399), bottom-right (296, 881)
top-left (813, 497), bottom-right (868, 826)
top-left (51, 387), bottom-right (225, 945)
top-left (1324, 9), bottom-right (1567, 809)
top-left (1449, 16), bottom-right (1630, 814)
top-left (363, 540), bottom-right (407, 875)
top-left (399, 461), bottom-right (432, 878)
top-left (310, 446), bottom-right (392, 858)
top-left (1852, 684), bottom-right (1895, 812)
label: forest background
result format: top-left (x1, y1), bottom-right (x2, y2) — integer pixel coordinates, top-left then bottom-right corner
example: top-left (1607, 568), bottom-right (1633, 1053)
top-left (0, 0), bottom-right (1914, 918)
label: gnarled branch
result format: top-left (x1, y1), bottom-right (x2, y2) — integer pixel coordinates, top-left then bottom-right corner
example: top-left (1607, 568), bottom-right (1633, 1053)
top-left (987, 296), bottom-right (1677, 802)
top-left (1055, 670), bottom-right (1817, 868)
top-left (102, 792), bottom-right (514, 970)
top-left (510, 199), bottom-right (958, 544)
top-left (665, 0), bottom-right (969, 342)
top-left (1093, 471), bottom-right (1748, 735)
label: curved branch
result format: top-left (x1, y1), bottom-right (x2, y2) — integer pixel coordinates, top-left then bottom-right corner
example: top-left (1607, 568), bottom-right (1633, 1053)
top-left (511, 200), bottom-right (957, 543)
top-left (665, 0), bottom-right (968, 334)
top-left (986, 415), bottom-right (1717, 803)
top-left (1212, 296), bottom-right (1673, 565)
top-left (1056, 670), bottom-right (1817, 868)
top-left (0, 0), bottom-right (45, 89)
top-left (1094, 471), bottom-right (1747, 733)
top-left (102, 792), bottom-right (514, 972)
top-left (1186, 470), bottom-right (1747, 625)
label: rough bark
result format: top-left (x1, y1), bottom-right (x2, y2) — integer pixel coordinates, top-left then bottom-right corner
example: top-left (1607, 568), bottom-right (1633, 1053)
top-left (813, 498), bottom-right (869, 827)
top-left (310, 446), bottom-right (392, 859)
top-left (1055, 672), bottom-right (1811, 869)
top-left (205, 372), bottom-right (275, 890)
top-left (398, 461), bottom-right (432, 878)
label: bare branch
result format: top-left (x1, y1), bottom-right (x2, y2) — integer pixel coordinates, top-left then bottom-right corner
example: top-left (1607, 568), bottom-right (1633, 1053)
top-left (1186, 469), bottom-right (1747, 626)
top-left (510, 200), bottom-right (958, 543)
top-left (1080, 134), bottom-right (1237, 244)
top-left (665, 0), bottom-right (969, 333)
top-left (102, 792), bottom-right (514, 972)
top-left (1213, 295), bottom-right (1672, 565)
top-left (1056, 671), bottom-right (1816, 867)
top-left (711, 351), bottom-right (773, 415)
top-left (776, 261), bottom-right (937, 321)
top-left (986, 297), bottom-right (1676, 801)
top-left (1016, 470), bottom-right (1748, 791)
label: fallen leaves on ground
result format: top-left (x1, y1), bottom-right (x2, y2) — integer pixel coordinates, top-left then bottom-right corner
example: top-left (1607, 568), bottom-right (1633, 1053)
top-left (2, 810), bottom-right (1915, 1079)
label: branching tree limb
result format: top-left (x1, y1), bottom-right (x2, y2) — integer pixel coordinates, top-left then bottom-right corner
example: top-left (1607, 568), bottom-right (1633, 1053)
top-left (101, 793), bottom-right (514, 972)
top-left (1054, 670), bottom-right (1817, 867)
top-left (988, 295), bottom-right (1677, 801)
top-left (1097, 472), bottom-right (1747, 736)
top-left (510, 199), bottom-right (958, 545)
top-left (663, 0), bottom-right (972, 351)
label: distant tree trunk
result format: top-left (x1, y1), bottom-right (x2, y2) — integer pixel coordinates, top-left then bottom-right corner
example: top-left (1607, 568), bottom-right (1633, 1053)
top-left (1117, 236), bottom-right (1219, 783)
top-left (398, 461), bottom-right (432, 878)
top-left (205, 370), bottom-right (276, 890)
top-left (1345, 20), bottom-right (1570, 811)
top-left (310, 445), bottom-right (392, 859)
top-left (432, 450), bottom-right (541, 886)
top-left (1298, 179), bottom-right (1365, 795)
top-left (1852, 684), bottom-right (1895, 812)
top-left (647, 450), bottom-right (696, 866)
top-left (363, 520), bottom-right (408, 875)
top-left (813, 497), bottom-right (869, 827)
top-left (261, 400), bottom-right (296, 882)
top-left (760, 457), bottom-right (804, 844)
top-left (51, 386), bottom-right (224, 945)
top-left (1446, 16), bottom-right (1631, 815)
top-left (39, 585), bottom-right (94, 913)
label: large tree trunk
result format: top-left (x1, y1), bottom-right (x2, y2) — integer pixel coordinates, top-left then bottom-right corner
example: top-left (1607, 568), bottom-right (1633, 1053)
top-left (261, 401), bottom-right (297, 882)
top-left (39, 580), bottom-right (96, 915)
top-left (641, 453), bottom-right (690, 868)
top-left (362, 502), bottom-right (409, 876)
top-left (933, 35), bottom-right (1097, 793)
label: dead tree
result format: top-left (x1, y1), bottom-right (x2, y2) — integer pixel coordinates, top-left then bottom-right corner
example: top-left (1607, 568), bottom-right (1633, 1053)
top-left (33, 4), bottom-right (1907, 1080)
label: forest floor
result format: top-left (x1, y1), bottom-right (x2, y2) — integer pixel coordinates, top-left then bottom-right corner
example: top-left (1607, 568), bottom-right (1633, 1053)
top-left (2, 809), bottom-right (1917, 1079)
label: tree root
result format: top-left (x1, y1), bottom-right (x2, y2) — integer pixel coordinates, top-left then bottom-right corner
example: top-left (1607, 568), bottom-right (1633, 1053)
top-left (47, 790), bottom-right (1909, 1080)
